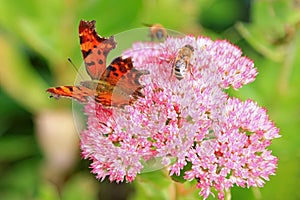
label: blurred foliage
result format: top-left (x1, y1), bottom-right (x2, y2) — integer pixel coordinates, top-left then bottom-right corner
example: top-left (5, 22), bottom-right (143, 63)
top-left (0, 0), bottom-right (299, 199)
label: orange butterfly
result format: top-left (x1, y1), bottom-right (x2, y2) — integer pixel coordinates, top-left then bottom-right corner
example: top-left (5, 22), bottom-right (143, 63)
top-left (47, 20), bottom-right (149, 107)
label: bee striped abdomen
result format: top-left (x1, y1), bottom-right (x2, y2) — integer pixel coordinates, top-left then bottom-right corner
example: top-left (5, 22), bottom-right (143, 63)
top-left (173, 44), bottom-right (194, 80)
top-left (174, 60), bottom-right (187, 80)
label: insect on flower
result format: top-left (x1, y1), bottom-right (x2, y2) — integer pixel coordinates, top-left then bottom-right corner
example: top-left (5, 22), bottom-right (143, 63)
top-left (144, 23), bottom-right (167, 41)
top-left (172, 44), bottom-right (195, 80)
top-left (46, 20), bottom-right (149, 107)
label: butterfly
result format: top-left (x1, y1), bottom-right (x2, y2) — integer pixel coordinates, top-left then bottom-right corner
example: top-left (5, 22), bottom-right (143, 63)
top-left (47, 20), bottom-right (149, 107)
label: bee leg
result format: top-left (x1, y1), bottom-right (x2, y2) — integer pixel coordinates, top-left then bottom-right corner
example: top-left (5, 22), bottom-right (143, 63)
top-left (169, 59), bottom-right (175, 80)
top-left (189, 64), bottom-right (196, 80)
top-left (170, 66), bottom-right (173, 80)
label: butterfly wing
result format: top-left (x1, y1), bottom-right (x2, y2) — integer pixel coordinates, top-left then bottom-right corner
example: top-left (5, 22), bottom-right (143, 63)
top-left (47, 81), bottom-right (114, 106)
top-left (100, 57), bottom-right (133, 85)
top-left (79, 20), bottom-right (117, 80)
top-left (97, 56), bottom-right (150, 106)
top-left (46, 85), bottom-right (95, 103)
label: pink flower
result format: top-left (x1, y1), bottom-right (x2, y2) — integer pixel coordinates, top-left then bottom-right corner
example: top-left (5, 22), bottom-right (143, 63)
top-left (80, 35), bottom-right (280, 199)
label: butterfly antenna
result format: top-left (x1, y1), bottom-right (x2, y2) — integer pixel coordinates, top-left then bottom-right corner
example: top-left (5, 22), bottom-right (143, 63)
top-left (68, 57), bottom-right (84, 80)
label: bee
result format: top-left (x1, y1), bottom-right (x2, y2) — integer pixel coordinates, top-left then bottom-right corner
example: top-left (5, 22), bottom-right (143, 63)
top-left (143, 23), bottom-right (167, 41)
top-left (172, 44), bottom-right (194, 80)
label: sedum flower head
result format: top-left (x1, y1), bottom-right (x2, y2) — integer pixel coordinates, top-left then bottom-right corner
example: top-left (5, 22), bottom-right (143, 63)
top-left (80, 35), bottom-right (280, 199)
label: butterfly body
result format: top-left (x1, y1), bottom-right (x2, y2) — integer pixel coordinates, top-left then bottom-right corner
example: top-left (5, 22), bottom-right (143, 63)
top-left (47, 20), bottom-right (149, 107)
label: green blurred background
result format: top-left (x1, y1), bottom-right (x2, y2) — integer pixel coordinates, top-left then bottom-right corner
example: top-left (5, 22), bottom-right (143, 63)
top-left (0, 0), bottom-right (299, 199)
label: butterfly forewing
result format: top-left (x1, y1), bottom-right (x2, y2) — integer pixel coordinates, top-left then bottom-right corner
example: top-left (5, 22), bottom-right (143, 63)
top-left (79, 20), bottom-right (117, 80)
top-left (100, 57), bottom-right (134, 85)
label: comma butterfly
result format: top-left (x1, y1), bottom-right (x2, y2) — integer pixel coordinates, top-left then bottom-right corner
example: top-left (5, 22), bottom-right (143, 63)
top-left (47, 20), bottom-right (149, 107)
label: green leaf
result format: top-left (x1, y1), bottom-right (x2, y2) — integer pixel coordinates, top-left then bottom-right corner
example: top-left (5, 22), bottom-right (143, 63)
top-left (235, 22), bottom-right (284, 62)
top-left (0, 135), bottom-right (38, 162)
top-left (36, 180), bottom-right (61, 200)
top-left (170, 161), bottom-right (192, 183)
top-left (131, 170), bottom-right (171, 200)
top-left (61, 172), bottom-right (98, 200)
top-left (0, 158), bottom-right (41, 200)
top-left (0, 35), bottom-right (51, 113)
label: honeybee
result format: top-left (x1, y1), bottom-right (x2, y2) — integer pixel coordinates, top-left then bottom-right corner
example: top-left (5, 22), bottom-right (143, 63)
top-left (143, 23), bottom-right (167, 41)
top-left (172, 44), bottom-right (194, 80)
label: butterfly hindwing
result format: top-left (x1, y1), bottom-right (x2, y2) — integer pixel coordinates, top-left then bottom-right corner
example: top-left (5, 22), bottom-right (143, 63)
top-left (99, 57), bottom-right (150, 106)
top-left (47, 86), bottom-right (94, 103)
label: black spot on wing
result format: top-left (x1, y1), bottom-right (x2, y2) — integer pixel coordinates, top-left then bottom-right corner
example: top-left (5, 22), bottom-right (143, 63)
top-left (105, 65), bottom-right (121, 79)
top-left (103, 50), bottom-right (109, 57)
top-left (101, 65), bottom-right (116, 79)
top-left (82, 49), bottom-right (92, 58)
top-left (106, 65), bottom-right (117, 71)
top-left (86, 61), bottom-right (95, 66)
top-left (118, 64), bottom-right (128, 73)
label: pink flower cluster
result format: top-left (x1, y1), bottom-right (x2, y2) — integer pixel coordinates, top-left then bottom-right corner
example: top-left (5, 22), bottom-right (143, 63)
top-left (80, 36), bottom-right (280, 199)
